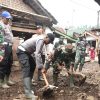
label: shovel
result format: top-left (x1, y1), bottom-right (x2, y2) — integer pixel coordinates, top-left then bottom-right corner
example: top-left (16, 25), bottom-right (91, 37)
top-left (40, 72), bottom-right (58, 96)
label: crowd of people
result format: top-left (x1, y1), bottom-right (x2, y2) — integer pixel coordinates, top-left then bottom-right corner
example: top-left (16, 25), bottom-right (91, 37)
top-left (0, 10), bottom-right (100, 100)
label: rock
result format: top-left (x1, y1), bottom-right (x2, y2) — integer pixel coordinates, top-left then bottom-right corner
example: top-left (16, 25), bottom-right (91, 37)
top-left (60, 68), bottom-right (68, 76)
top-left (69, 91), bottom-right (73, 94)
top-left (13, 94), bottom-right (25, 100)
top-left (54, 91), bottom-right (57, 94)
top-left (95, 71), bottom-right (100, 80)
top-left (77, 93), bottom-right (87, 100)
top-left (73, 72), bottom-right (86, 86)
top-left (86, 95), bottom-right (95, 100)
top-left (59, 90), bottom-right (64, 93)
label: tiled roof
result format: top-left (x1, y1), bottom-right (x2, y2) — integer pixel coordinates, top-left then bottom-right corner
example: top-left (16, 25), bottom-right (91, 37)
top-left (0, 0), bottom-right (57, 25)
top-left (23, 0), bottom-right (57, 24)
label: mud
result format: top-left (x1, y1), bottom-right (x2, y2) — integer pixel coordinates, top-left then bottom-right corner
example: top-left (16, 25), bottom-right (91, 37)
top-left (0, 61), bottom-right (100, 100)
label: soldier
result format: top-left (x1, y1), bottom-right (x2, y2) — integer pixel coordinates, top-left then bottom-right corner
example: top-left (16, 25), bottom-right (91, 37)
top-left (64, 43), bottom-right (76, 87)
top-left (74, 34), bottom-right (88, 72)
top-left (0, 11), bottom-right (14, 88)
top-left (52, 38), bottom-right (65, 86)
top-left (16, 33), bottom-right (55, 99)
top-left (52, 39), bottom-right (76, 87)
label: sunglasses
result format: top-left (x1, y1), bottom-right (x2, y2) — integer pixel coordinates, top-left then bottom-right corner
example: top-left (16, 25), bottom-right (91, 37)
top-left (6, 18), bottom-right (12, 21)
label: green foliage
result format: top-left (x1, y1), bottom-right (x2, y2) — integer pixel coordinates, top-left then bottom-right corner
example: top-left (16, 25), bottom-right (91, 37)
top-left (67, 25), bottom-right (92, 37)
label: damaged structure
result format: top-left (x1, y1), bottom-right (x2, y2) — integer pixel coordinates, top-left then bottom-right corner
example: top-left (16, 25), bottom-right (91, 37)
top-left (0, 0), bottom-right (57, 38)
top-left (0, 0), bottom-right (57, 60)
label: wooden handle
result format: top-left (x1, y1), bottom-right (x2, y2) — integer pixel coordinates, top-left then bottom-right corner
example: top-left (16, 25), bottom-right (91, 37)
top-left (42, 73), bottom-right (49, 86)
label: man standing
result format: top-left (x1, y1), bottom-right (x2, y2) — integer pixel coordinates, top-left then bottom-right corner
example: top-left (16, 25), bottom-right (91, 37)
top-left (0, 11), bottom-right (14, 88)
top-left (74, 34), bottom-right (88, 72)
top-left (16, 33), bottom-right (55, 99)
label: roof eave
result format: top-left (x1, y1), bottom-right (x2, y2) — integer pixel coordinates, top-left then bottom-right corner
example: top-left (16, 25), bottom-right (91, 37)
top-left (0, 5), bottom-right (53, 26)
top-left (23, 0), bottom-right (58, 24)
top-left (95, 0), bottom-right (100, 5)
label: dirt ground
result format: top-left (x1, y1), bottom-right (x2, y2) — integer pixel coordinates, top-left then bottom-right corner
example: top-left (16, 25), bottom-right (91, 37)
top-left (0, 61), bottom-right (100, 100)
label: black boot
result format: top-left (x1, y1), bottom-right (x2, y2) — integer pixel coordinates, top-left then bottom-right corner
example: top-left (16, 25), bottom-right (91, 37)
top-left (53, 73), bottom-right (58, 86)
top-left (0, 79), bottom-right (3, 87)
top-left (79, 66), bottom-right (82, 72)
top-left (69, 74), bottom-right (74, 87)
top-left (5, 75), bottom-right (15, 86)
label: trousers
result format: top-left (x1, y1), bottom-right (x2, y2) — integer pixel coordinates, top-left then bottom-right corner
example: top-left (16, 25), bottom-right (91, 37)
top-left (0, 44), bottom-right (13, 79)
top-left (16, 49), bottom-right (36, 79)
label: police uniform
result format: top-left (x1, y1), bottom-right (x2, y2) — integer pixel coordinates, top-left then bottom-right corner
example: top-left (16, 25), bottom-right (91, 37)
top-left (0, 20), bottom-right (13, 85)
top-left (16, 33), bottom-right (54, 99)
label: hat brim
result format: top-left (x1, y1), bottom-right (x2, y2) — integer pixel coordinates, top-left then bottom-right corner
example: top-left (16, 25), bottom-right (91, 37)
top-left (5, 16), bottom-right (12, 19)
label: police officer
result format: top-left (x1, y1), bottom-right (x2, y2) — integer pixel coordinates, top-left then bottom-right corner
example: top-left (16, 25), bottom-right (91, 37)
top-left (0, 11), bottom-right (14, 88)
top-left (74, 34), bottom-right (88, 72)
top-left (32, 25), bottom-right (46, 81)
top-left (16, 33), bottom-right (55, 99)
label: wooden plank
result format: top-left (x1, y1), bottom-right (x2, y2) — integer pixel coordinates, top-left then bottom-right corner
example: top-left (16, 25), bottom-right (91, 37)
top-left (0, 5), bottom-right (50, 20)
top-left (12, 22), bottom-right (36, 29)
top-left (11, 26), bottom-right (37, 33)
top-left (84, 31), bottom-right (99, 39)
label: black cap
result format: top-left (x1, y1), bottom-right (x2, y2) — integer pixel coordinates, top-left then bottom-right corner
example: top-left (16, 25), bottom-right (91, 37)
top-left (36, 25), bottom-right (43, 29)
top-left (47, 33), bottom-right (55, 44)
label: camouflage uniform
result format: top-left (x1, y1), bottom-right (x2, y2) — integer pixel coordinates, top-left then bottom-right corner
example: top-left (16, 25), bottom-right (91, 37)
top-left (0, 25), bottom-right (5, 57)
top-left (52, 39), bottom-right (65, 85)
top-left (53, 40), bottom-right (76, 86)
top-left (64, 46), bottom-right (75, 69)
top-left (74, 36), bottom-right (88, 71)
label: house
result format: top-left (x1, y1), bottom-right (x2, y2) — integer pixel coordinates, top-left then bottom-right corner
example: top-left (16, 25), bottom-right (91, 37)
top-left (0, 0), bottom-right (57, 60)
top-left (0, 0), bottom-right (57, 38)
top-left (83, 31), bottom-right (99, 48)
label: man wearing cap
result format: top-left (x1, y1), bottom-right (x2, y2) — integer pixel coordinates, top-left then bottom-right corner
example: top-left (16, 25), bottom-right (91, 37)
top-left (0, 11), bottom-right (14, 88)
top-left (16, 33), bottom-right (55, 99)
top-left (74, 34), bottom-right (88, 72)
top-left (32, 25), bottom-right (46, 81)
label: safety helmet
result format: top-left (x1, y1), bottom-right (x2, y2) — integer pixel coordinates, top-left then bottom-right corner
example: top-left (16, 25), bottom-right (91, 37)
top-left (1, 11), bottom-right (12, 19)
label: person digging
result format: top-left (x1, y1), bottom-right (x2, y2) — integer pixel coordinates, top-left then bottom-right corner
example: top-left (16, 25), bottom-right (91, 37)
top-left (16, 33), bottom-right (55, 100)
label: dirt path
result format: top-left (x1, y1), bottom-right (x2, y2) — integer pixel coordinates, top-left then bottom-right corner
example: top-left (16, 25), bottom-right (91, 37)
top-left (0, 61), bottom-right (100, 100)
